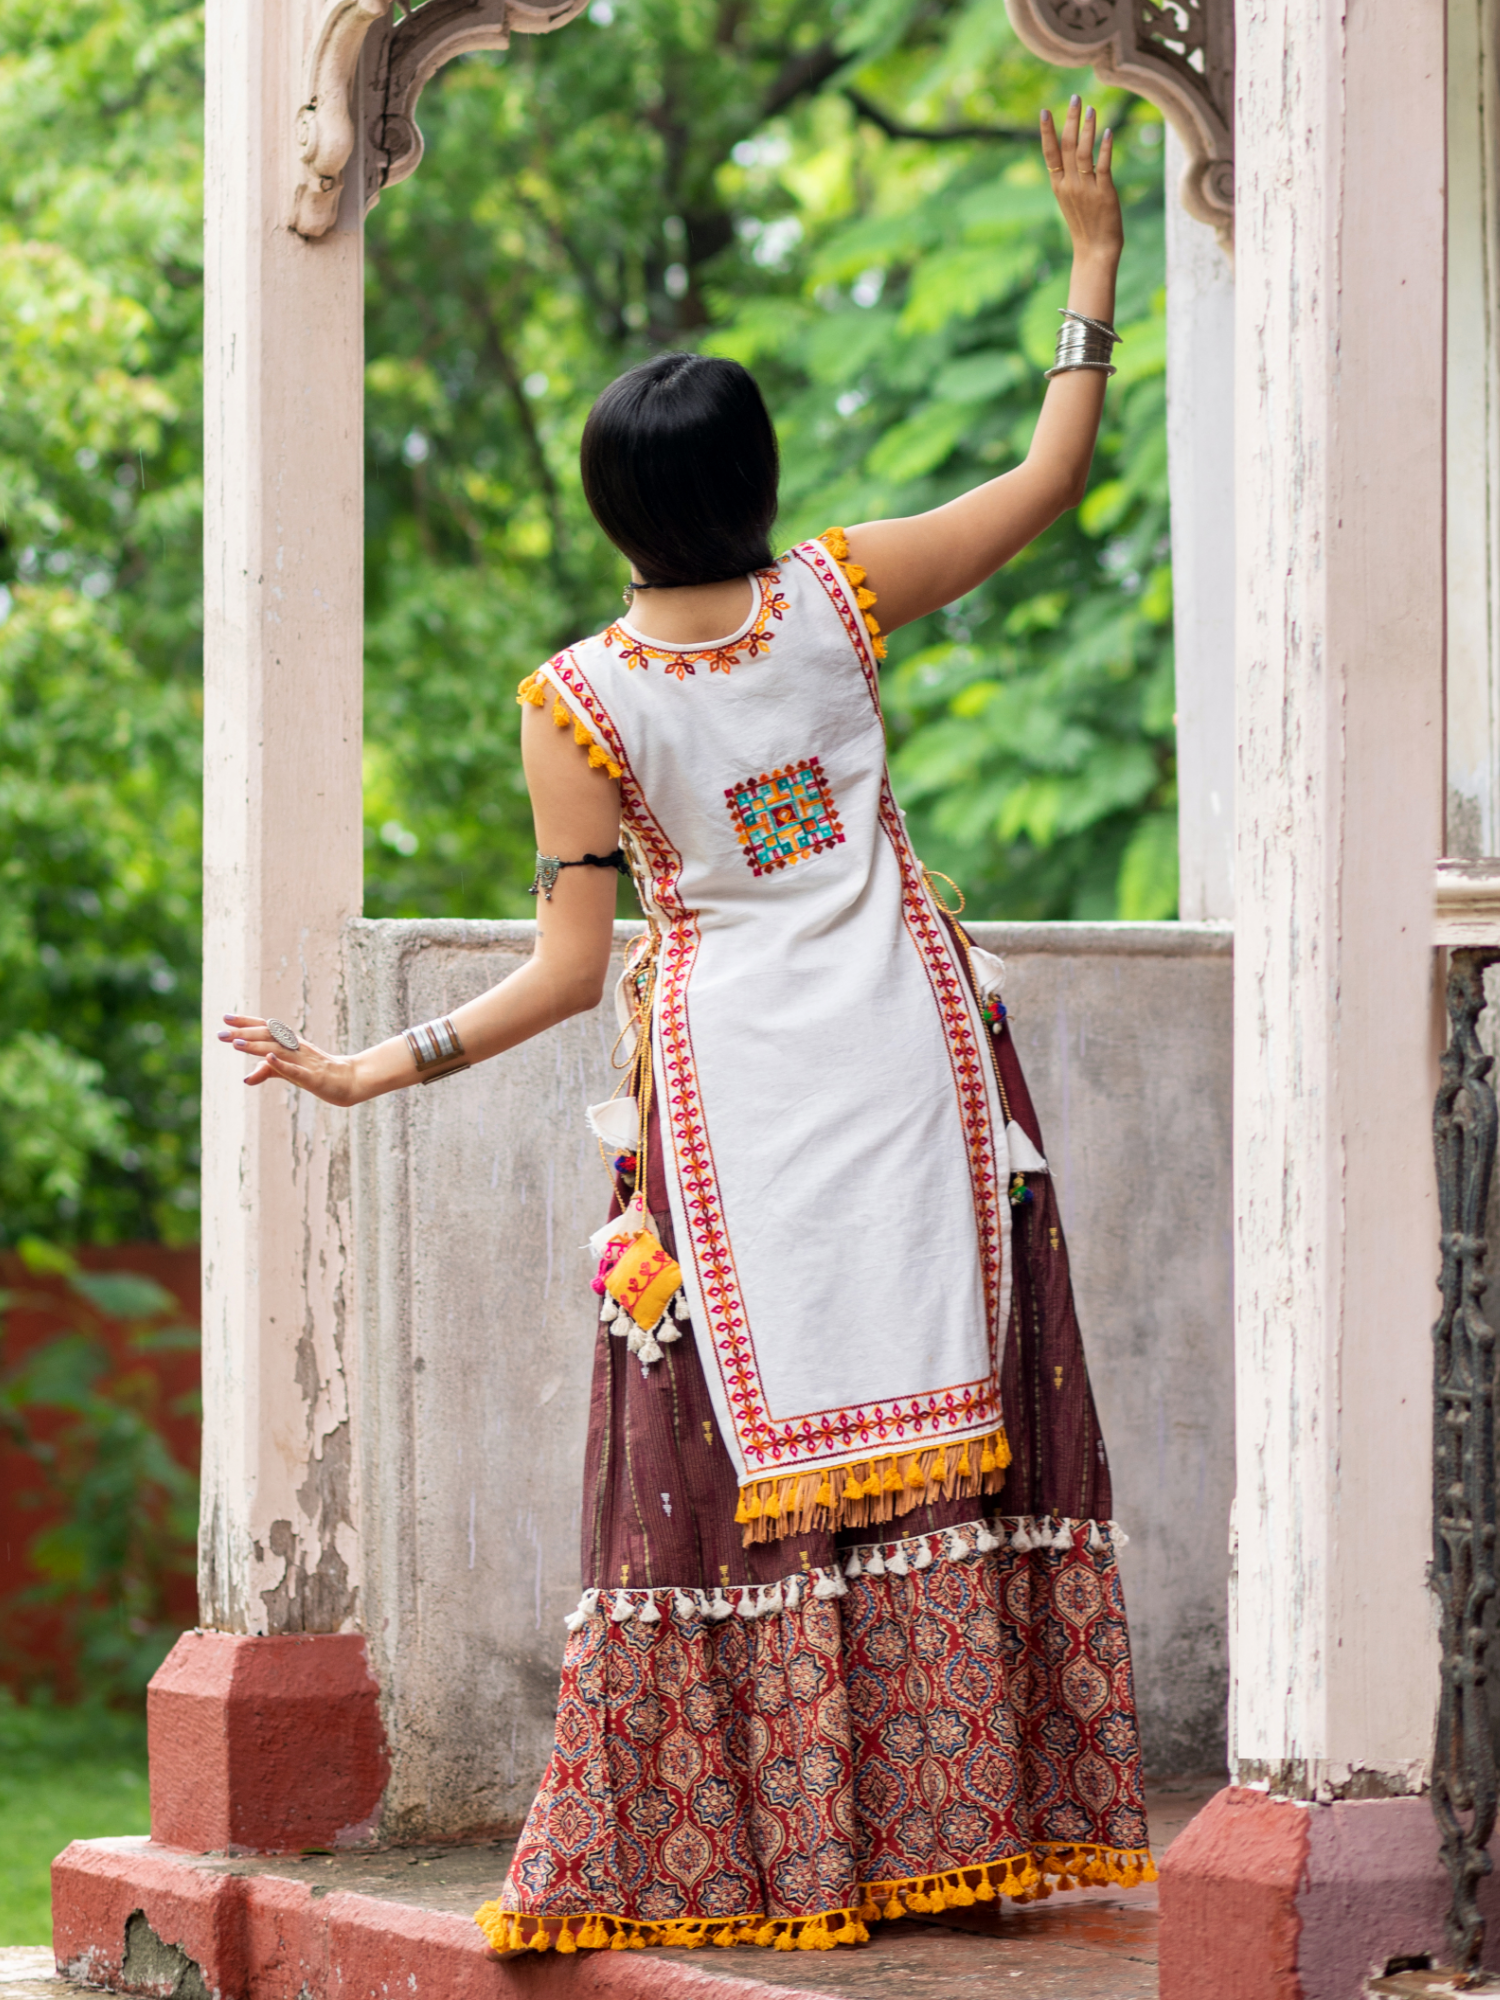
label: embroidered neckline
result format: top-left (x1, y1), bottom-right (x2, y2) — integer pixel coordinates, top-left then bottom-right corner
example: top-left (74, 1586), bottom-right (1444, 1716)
top-left (606, 567), bottom-right (788, 679)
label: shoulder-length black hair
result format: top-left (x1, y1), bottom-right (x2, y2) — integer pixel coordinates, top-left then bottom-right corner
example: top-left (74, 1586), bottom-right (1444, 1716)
top-left (580, 353), bottom-right (779, 588)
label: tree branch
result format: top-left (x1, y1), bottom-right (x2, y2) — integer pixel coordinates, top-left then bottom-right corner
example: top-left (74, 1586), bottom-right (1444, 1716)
top-left (844, 87), bottom-right (1033, 144)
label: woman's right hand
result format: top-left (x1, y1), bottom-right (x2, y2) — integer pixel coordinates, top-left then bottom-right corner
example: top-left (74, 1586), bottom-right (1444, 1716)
top-left (1040, 97), bottom-right (1123, 274)
top-left (218, 1015), bottom-right (361, 1106)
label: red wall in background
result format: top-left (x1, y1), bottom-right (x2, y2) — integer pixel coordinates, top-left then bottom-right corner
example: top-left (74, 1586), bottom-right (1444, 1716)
top-left (0, 1244), bottom-right (201, 1695)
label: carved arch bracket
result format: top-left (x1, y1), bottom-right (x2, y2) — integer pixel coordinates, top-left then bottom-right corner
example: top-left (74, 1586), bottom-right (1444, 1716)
top-left (1004, 0), bottom-right (1232, 251)
top-left (293, 0), bottom-right (590, 239)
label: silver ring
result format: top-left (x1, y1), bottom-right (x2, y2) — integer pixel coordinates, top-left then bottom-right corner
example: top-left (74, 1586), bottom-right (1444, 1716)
top-left (266, 1017), bottom-right (300, 1052)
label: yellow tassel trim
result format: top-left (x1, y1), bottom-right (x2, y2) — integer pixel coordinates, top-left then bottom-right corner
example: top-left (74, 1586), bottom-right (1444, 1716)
top-left (817, 526), bottom-right (888, 661)
top-left (736, 1427), bottom-right (1009, 1545)
top-left (475, 1847), bottom-right (1156, 1957)
top-left (514, 671), bottom-right (623, 779)
top-left (474, 1901), bottom-right (870, 1955)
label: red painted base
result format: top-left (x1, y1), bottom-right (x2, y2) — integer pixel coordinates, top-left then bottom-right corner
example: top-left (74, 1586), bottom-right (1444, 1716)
top-left (1158, 1787), bottom-right (1307, 2000)
top-left (51, 1837), bottom-right (943, 2000)
top-left (147, 1632), bottom-right (389, 1854)
top-left (1160, 1786), bottom-right (1500, 2000)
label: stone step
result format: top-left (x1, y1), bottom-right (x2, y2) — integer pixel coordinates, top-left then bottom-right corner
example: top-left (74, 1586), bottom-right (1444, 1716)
top-left (43, 1788), bottom-right (1213, 2000)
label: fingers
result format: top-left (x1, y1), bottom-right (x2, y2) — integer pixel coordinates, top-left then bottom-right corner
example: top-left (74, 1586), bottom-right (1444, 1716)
top-left (1097, 127), bottom-right (1114, 180)
top-left (1039, 105), bottom-right (1064, 177)
top-left (1079, 104), bottom-right (1097, 174)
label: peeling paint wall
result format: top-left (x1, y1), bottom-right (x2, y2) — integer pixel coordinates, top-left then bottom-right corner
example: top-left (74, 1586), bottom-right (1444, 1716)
top-left (1233, 0), bottom-right (1445, 1793)
top-left (347, 918), bottom-right (1234, 1840)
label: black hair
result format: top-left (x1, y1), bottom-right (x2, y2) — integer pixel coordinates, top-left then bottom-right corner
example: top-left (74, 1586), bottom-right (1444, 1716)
top-left (579, 353), bottom-right (779, 588)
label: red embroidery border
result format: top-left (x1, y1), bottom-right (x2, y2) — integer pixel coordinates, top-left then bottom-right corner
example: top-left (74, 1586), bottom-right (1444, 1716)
top-left (544, 582), bottom-right (1005, 1475)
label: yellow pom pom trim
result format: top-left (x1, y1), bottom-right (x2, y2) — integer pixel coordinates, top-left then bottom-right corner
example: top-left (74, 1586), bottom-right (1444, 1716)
top-left (817, 526), bottom-right (887, 661)
top-left (733, 1427), bottom-right (1010, 1545)
top-left (515, 670), bottom-right (622, 779)
top-left (475, 1903), bottom-right (874, 1955)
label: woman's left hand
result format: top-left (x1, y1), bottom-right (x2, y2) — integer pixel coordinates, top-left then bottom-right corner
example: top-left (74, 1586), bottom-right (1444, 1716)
top-left (219, 1014), bottom-right (360, 1106)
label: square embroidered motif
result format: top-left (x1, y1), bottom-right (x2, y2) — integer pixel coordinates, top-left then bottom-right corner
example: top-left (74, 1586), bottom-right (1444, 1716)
top-left (725, 758), bottom-right (845, 876)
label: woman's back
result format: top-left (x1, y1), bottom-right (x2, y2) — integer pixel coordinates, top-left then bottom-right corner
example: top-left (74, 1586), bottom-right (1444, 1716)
top-left (530, 532), bottom-right (1011, 1497)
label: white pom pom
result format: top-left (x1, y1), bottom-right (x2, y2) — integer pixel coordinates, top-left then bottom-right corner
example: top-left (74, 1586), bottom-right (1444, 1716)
top-left (1055, 1518), bottom-right (1076, 1550)
top-left (1087, 1521), bottom-right (1107, 1553)
top-left (843, 1550), bottom-right (864, 1578)
top-left (911, 1540), bottom-right (933, 1570)
top-left (813, 1569), bottom-right (843, 1598)
top-left (707, 1589), bottom-right (732, 1621)
top-left (943, 1529), bottom-right (966, 1561)
top-left (564, 1588), bottom-right (598, 1632)
top-left (1011, 1523), bottom-right (1034, 1553)
top-left (656, 1320), bottom-right (682, 1344)
top-left (885, 1548), bottom-right (910, 1577)
top-left (610, 1591), bottom-right (634, 1622)
top-left (865, 1548), bottom-right (886, 1576)
top-left (975, 1524), bottom-right (999, 1554)
top-left (637, 1596), bottom-right (661, 1624)
top-left (638, 1336), bottom-right (663, 1365)
top-left (760, 1581), bottom-right (785, 1616)
top-left (673, 1591), bottom-right (695, 1621)
top-left (735, 1589), bottom-right (756, 1620)
top-left (673, 1291), bottom-right (690, 1320)
top-left (1108, 1519), bottom-right (1130, 1548)
top-left (600, 1293), bottom-right (620, 1323)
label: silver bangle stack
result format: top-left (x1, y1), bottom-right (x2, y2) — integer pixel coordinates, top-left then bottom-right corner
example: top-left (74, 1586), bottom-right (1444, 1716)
top-left (1045, 307), bottom-right (1121, 379)
top-left (404, 1015), bottom-right (469, 1084)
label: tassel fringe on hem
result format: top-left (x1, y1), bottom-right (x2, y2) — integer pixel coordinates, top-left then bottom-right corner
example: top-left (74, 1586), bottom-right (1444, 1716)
top-left (474, 1843), bottom-right (1157, 1956)
top-left (734, 1427), bottom-right (1011, 1544)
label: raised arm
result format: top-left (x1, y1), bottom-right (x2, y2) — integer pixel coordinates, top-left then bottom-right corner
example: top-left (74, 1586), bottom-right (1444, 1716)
top-left (847, 97), bottom-right (1125, 633)
top-left (219, 687), bottom-right (622, 1106)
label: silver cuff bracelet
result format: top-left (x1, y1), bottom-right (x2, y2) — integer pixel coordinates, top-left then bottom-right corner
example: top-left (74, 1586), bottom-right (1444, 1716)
top-left (404, 1015), bottom-right (469, 1083)
top-left (1045, 306), bottom-right (1121, 379)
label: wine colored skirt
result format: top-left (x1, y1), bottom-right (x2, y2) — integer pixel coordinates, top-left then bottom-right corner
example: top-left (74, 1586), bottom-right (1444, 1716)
top-left (475, 1010), bottom-right (1155, 1956)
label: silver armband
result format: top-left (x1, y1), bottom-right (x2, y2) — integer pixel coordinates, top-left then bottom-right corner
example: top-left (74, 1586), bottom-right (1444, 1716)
top-left (404, 1015), bottom-right (469, 1083)
top-left (1045, 307), bottom-right (1122, 379)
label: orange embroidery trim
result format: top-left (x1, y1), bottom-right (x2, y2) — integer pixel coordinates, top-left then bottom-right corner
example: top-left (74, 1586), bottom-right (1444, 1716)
top-left (603, 568), bottom-right (789, 680)
top-left (816, 526), bottom-right (886, 661)
top-left (517, 668), bottom-right (623, 779)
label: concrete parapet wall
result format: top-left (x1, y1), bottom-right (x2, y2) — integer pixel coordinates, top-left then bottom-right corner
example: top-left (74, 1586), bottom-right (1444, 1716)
top-left (346, 918), bottom-right (1233, 1841)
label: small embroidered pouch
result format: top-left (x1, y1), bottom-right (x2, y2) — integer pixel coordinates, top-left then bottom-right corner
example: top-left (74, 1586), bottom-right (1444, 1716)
top-left (604, 1231), bottom-right (683, 1332)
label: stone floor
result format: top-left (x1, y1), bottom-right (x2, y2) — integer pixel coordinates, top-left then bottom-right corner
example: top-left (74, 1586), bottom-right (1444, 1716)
top-left (23, 1779), bottom-right (1220, 2000)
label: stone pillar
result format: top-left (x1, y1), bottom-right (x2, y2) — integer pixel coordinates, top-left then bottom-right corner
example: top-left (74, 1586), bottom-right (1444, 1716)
top-left (1164, 127), bottom-right (1234, 924)
top-left (1160, 0), bottom-right (1447, 1992)
top-left (166, 0), bottom-right (374, 1846)
top-left (1446, 0), bottom-right (1500, 859)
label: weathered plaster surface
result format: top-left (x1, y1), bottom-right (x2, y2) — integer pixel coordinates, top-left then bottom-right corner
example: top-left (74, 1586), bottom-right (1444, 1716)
top-left (348, 918), bottom-right (1233, 1839)
top-left (1166, 125), bottom-right (1236, 925)
top-left (1447, 0), bottom-right (1500, 858)
top-left (200, 0), bottom-right (365, 1635)
top-left (1233, 0), bottom-right (1446, 1789)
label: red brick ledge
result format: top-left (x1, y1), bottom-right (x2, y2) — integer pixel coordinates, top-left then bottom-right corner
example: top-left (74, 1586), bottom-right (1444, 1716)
top-left (51, 1838), bottom-right (833, 2000)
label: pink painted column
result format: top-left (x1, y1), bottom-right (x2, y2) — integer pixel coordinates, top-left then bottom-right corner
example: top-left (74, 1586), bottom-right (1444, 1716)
top-left (1161, 0), bottom-right (1448, 1994)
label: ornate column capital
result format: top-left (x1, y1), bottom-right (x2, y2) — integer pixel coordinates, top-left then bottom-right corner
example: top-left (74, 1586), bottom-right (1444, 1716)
top-left (1004, 0), bottom-right (1232, 250)
top-left (293, 0), bottom-right (589, 239)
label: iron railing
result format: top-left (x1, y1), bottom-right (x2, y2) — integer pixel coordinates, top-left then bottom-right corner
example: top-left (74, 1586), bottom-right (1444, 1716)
top-left (1433, 946), bottom-right (1500, 1975)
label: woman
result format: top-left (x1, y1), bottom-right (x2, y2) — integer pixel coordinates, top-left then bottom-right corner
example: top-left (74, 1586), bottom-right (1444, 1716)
top-left (222, 99), bottom-right (1149, 1955)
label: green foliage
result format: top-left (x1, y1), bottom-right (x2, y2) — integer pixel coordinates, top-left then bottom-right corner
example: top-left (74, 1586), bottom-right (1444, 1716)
top-left (0, 1244), bottom-right (199, 1703)
top-left (0, 1689), bottom-right (149, 1944)
top-left (362, 0), bottom-right (1174, 923)
top-left (0, 5), bottom-right (204, 1245)
top-left (1, 0), bottom-right (1174, 1236)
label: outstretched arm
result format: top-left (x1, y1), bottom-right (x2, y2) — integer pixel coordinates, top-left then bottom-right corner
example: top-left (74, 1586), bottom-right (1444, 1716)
top-left (846, 97), bottom-right (1125, 633)
top-left (219, 692), bottom-right (621, 1106)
